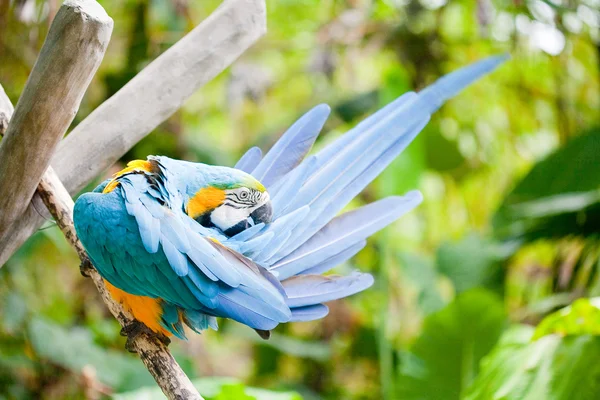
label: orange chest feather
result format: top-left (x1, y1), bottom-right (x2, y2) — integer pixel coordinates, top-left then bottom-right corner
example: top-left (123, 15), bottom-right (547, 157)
top-left (104, 280), bottom-right (170, 337)
top-left (186, 186), bottom-right (225, 219)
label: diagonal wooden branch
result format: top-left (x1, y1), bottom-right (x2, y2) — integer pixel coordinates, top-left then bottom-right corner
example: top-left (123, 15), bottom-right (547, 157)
top-left (0, 91), bottom-right (205, 400)
top-left (0, 0), bottom-right (268, 266)
top-left (0, 0), bottom-right (112, 244)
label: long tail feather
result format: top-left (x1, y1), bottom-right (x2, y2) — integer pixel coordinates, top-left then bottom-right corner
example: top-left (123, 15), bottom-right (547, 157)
top-left (290, 304), bottom-right (330, 322)
top-left (235, 146), bottom-right (262, 173)
top-left (271, 193), bottom-right (422, 280)
top-left (282, 272), bottom-right (374, 308)
top-left (252, 104), bottom-right (330, 188)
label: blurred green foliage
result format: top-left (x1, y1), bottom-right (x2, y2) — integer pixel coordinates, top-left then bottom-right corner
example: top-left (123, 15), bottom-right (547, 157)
top-left (0, 0), bottom-right (599, 399)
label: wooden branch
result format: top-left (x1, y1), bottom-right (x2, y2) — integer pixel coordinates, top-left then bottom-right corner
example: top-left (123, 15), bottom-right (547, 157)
top-left (0, 0), bottom-right (268, 266)
top-left (1, 81), bottom-right (204, 400)
top-left (0, 0), bottom-right (112, 244)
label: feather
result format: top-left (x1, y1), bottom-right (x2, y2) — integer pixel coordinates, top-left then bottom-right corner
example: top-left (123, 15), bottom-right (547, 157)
top-left (160, 235), bottom-right (188, 276)
top-left (183, 309), bottom-right (218, 333)
top-left (235, 146), bottom-right (262, 173)
top-left (312, 92), bottom-right (418, 169)
top-left (228, 222), bottom-right (265, 242)
top-left (181, 276), bottom-right (218, 308)
top-left (301, 240), bottom-right (366, 276)
top-left (215, 290), bottom-right (287, 330)
top-left (251, 206), bottom-right (310, 262)
top-left (271, 156), bottom-right (318, 219)
top-left (272, 193), bottom-right (422, 280)
top-left (275, 118), bottom-right (430, 259)
top-left (186, 236), bottom-right (241, 287)
top-left (238, 231), bottom-right (275, 255)
top-left (186, 261), bottom-right (219, 298)
top-left (252, 104), bottom-right (330, 188)
top-left (282, 272), bottom-right (374, 308)
top-left (290, 304), bottom-right (329, 322)
top-left (159, 212), bottom-right (191, 253)
top-left (418, 54), bottom-right (509, 113)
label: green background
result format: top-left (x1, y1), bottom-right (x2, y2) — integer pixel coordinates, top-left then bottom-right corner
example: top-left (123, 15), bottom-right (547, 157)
top-left (1, 0), bottom-right (599, 398)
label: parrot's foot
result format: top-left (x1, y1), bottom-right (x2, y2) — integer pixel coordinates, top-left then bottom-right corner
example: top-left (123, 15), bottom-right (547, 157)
top-left (120, 320), bottom-right (171, 353)
top-left (79, 259), bottom-right (93, 277)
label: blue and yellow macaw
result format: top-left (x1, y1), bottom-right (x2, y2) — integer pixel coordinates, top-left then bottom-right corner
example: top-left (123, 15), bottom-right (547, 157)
top-left (73, 56), bottom-right (506, 344)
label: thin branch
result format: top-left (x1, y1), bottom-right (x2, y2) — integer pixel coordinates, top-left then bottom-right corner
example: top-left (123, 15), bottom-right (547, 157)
top-left (0, 0), bottom-right (268, 266)
top-left (0, 0), bottom-right (112, 244)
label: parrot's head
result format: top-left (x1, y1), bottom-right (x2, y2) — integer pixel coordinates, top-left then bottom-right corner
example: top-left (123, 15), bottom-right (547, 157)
top-left (184, 166), bottom-right (272, 237)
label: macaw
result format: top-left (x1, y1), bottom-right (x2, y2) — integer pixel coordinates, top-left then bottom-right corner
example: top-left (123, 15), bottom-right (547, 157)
top-left (73, 56), bottom-right (507, 345)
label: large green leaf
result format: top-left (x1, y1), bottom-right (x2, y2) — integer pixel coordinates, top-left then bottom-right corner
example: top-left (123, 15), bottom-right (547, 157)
top-left (493, 128), bottom-right (600, 241)
top-left (533, 297), bottom-right (600, 339)
top-left (396, 289), bottom-right (506, 400)
top-left (464, 326), bottom-right (600, 400)
top-left (113, 377), bottom-right (302, 400)
top-left (28, 318), bottom-right (153, 391)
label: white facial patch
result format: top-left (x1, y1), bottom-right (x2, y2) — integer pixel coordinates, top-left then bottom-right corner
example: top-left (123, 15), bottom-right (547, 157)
top-left (211, 190), bottom-right (270, 231)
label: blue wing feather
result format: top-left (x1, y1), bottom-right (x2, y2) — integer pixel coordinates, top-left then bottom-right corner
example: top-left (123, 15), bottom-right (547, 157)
top-left (252, 104), bottom-right (330, 188)
top-left (290, 304), bottom-right (329, 322)
top-left (282, 272), bottom-right (374, 308)
top-left (235, 146), bottom-right (262, 173)
top-left (271, 193), bottom-right (422, 280)
top-left (300, 240), bottom-right (366, 276)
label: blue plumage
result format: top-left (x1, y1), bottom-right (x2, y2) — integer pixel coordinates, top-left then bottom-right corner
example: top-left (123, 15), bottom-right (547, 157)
top-left (74, 56), bottom-right (507, 338)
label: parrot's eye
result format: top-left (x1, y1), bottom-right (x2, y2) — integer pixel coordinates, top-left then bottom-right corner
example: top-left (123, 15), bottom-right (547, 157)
top-left (239, 190), bottom-right (249, 199)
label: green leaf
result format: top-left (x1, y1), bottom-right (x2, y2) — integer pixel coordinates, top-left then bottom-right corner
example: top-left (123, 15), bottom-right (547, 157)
top-left (424, 127), bottom-right (465, 173)
top-left (334, 90), bottom-right (379, 123)
top-left (436, 234), bottom-right (508, 294)
top-left (396, 289), bottom-right (506, 400)
top-left (493, 128), bottom-right (600, 241)
top-left (28, 318), bottom-right (153, 391)
top-left (1, 292), bottom-right (28, 334)
top-left (464, 326), bottom-right (600, 400)
top-left (228, 325), bottom-right (331, 361)
top-left (113, 377), bottom-right (303, 400)
top-left (398, 252), bottom-right (446, 315)
top-left (533, 298), bottom-right (600, 339)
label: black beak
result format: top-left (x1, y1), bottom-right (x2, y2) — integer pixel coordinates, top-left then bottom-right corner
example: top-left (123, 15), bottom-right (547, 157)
top-left (224, 219), bottom-right (250, 237)
top-left (250, 202), bottom-right (273, 225)
top-left (223, 202), bottom-right (273, 237)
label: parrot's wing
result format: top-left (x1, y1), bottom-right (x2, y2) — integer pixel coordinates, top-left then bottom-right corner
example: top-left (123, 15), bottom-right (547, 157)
top-left (227, 55), bottom-right (508, 283)
top-left (74, 174), bottom-right (292, 332)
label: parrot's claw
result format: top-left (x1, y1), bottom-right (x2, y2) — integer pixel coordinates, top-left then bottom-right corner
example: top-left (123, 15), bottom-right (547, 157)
top-left (121, 320), bottom-right (171, 353)
top-left (79, 259), bottom-right (93, 277)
